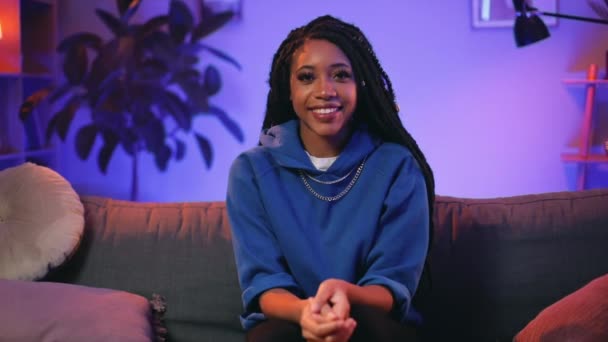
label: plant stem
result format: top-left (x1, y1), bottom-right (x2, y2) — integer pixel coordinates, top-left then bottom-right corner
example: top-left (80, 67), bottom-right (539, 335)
top-left (131, 153), bottom-right (138, 201)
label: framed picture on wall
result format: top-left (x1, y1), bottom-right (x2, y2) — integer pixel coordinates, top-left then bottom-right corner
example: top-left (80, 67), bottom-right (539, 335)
top-left (472, 0), bottom-right (558, 28)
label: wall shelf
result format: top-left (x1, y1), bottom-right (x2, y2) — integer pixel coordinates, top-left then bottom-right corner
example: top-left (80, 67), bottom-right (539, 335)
top-left (562, 79), bottom-right (608, 86)
top-left (0, 0), bottom-right (57, 171)
top-left (561, 153), bottom-right (608, 163)
top-left (561, 64), bottom-right (608, 190)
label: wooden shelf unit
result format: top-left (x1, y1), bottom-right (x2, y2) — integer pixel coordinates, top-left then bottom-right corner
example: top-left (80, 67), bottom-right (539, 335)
top-left (0, 0), bottom-right (58, 171)
top-left (561, 64), bottom-right (608, 190)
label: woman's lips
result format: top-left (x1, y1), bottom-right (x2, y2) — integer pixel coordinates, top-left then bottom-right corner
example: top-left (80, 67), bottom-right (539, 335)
top-left (310, 106), bottom-right (341, 121)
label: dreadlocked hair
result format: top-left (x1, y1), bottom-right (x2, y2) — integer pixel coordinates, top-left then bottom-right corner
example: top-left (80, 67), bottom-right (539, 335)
top-left (262, 15), bottom-right (436, 260)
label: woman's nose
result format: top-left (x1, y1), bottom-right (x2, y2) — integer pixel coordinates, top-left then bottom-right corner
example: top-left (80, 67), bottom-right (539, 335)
top-left (315, 79), bottom-right (337, 98)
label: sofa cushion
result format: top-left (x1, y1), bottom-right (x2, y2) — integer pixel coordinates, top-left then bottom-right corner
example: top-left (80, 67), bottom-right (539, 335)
top-left (44, 196), bottom-right (244, 342)
top-left (0, 279), bottom-right (163, 342)
top-left (0, 162), bottom-right (84, 280)
top-left (514, 273), bottom-right (608, 342)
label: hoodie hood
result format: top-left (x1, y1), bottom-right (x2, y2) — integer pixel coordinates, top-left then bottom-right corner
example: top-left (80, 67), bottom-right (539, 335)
top-left (260, 120), bottom-right (379, 174)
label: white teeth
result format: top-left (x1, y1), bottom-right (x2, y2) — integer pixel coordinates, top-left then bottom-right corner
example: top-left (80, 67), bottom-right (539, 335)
top-left (312, 107), bottom-right (338, 114)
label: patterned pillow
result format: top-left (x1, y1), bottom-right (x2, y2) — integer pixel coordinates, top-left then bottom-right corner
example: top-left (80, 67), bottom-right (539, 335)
top-left (515, 274), bottom-right (608, 342)
top-left (0, 162), bottom-right (84, 280)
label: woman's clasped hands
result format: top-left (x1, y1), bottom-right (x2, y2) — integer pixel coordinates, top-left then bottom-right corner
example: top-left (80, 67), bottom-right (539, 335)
top-left (300, 279), bottom-right (357, 342)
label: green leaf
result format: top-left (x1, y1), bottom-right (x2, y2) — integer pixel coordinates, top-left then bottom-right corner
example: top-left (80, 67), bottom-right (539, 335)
top-left (85, 41), bottom-right (123, 91)
top-left (191, 11), bottom-right (233, 42)
top-left (49, 83), bottom-right (72, 104)
top-left (161, 91), bottom-right (192, 130)
top-left (91, 109), bottom-right (127, 134)
top-left (19, 88), bottom-right (51, 121)
top-left (96, 69), bottom-right (123, 95)
top-left (63, 45), bottom-right (88, 85)
top-left (117, 0), bottom-right (141, 23)
top-left (119, 128), bottom-right (137, 156)
top-left (194, 133), bottom-right (213, 168)
top-left (182, 82), bottom-right (209, 113)
top-left (139, 15), bottom-right (169, 38)
top-left (180, 53), bottom-right (199, 66)
top-left (95, 9), bottom-right (127, 36)
top-left (173, 68), bottom-right (201, 85)
top-left (140, 116), bottom-right (166, 152)
top-left (204, 65), bottom-right (221, 96)
top-left (75, 124), bottom-right (98, 160)
top-left (55, 96), bottom-right (82, 141)
top-left (200, 43), bottom-right (241, 70)
top-left (169, 0), bottom-right (194, 43)
top-left (143, 31), bottom-right (175, 60)
top-left (97, 131), bottom-right (119, 173)
top-left (116, 36), bottom-right (136, 65)
top-left (197, 0), bottom-right (211, 21)
top-left (154, 144), bottom-right (172, 171)
top-left (207, 105), bottom-right (244, 142)
top-left (116, 0), bottom-right (134, 16)
top-left (45, 115), bottom-right (59, 144)
top-left (174, 138), bottom-right (186, 160)
top-left (137, 58), bottom-right (169, 80)
top-left (92, 79), bottom-right (127, 115)
top-left (57, 32), bottom-right (103, 53)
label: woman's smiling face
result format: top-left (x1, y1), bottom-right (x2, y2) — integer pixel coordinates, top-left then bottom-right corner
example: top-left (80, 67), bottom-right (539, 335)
top-left (289, 39), bottom-right (357, 156)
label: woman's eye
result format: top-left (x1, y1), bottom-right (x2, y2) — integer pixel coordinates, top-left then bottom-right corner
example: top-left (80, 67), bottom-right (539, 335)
top-left (297, 73), bottom-right (314, 82)
top-left (334, 70), bottom-right (352, 80)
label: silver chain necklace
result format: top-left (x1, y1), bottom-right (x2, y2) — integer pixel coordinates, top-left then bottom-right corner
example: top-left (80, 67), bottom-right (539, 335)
top-left (298, 158), bottom-right (366, 202)
top-left (304, 167), bottom-right (355, 185)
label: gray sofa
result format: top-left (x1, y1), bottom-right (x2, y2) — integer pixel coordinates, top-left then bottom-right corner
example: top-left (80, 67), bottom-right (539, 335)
top-left (43, 188), bottom-right (608, 341)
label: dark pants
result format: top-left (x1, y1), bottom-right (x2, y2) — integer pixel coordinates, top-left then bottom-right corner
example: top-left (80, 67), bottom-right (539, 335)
top-left (246, 305), bottom-right (420, 342)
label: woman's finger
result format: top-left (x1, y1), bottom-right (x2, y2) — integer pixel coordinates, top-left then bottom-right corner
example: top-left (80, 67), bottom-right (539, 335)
top-left (329, 290), bottom-right (350, 319)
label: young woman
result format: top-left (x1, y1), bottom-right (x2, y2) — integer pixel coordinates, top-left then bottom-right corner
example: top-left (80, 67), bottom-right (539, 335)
top-left (227, 15), bottom-right (435, 342)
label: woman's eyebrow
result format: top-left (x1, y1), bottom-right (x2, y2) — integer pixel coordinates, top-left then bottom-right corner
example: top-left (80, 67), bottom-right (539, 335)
top-left (295, 63), bottom-right (351, 72)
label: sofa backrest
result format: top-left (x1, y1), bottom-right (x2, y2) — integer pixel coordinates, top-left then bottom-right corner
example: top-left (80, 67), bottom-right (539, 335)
top-left (416, 188), bottom-right (608, 341)
top-left (45, 189), bottom-right (608, 342)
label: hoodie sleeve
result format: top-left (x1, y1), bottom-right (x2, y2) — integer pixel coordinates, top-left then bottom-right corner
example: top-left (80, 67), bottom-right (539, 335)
top-left (356, 154), bottom-right (429, 323)
top-left (226, 154), bottom-right (301, 330)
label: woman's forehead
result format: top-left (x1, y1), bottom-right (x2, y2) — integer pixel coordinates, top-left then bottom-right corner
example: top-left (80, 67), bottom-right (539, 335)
top-left (290, 39), bottom-right (352, 70)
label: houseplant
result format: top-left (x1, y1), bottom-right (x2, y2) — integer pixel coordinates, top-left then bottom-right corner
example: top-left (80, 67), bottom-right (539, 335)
top-left (19, 0), bottom-right (243, 200)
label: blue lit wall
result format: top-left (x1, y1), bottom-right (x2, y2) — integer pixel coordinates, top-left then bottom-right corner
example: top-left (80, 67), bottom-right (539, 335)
top-left (55, 0), bottom-right (608, 201)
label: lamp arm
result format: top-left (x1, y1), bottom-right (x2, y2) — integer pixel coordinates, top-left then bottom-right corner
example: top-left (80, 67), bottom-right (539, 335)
top-left (540, 11), bottom-right (608, 25)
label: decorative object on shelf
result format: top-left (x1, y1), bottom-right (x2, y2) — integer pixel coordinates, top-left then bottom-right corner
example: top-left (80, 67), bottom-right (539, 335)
top-left (19, 0), bottom-right (243, 201)
top-left (512, 0), bottom-right (608, 47)
top-left (472, 0), bottom-right (557, 28)
top-left (0, 1), bottom-right (22, 73)
top-left (588, 0), bottom-right (608, 79)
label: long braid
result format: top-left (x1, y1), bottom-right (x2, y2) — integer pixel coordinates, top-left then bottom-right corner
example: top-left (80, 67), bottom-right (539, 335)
top-left (262, 17), bottom-right (436, 274)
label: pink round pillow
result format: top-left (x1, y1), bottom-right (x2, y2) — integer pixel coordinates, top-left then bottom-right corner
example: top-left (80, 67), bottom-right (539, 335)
top-left (0, 162), bottom-right (84, 280)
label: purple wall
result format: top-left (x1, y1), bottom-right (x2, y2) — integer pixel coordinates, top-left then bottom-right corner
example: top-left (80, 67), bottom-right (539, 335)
top-left (56, 0), bottom-right (608, 201)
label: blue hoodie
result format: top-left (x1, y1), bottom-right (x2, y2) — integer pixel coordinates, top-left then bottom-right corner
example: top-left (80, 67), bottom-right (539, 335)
top-left (226, 120), bottom-right (429, 330)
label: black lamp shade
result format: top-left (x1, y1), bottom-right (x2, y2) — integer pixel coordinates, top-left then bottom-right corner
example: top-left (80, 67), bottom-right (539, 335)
top-left (514, 13), bottom-right (550, 47)
top-left (513, 0), bottom-right (525, 12)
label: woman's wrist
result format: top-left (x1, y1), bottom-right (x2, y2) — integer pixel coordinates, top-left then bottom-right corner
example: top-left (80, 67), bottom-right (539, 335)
top-left (259, 288), bottom-right (308, 324)
top-left (347, 284), bottom-right (394, 312)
